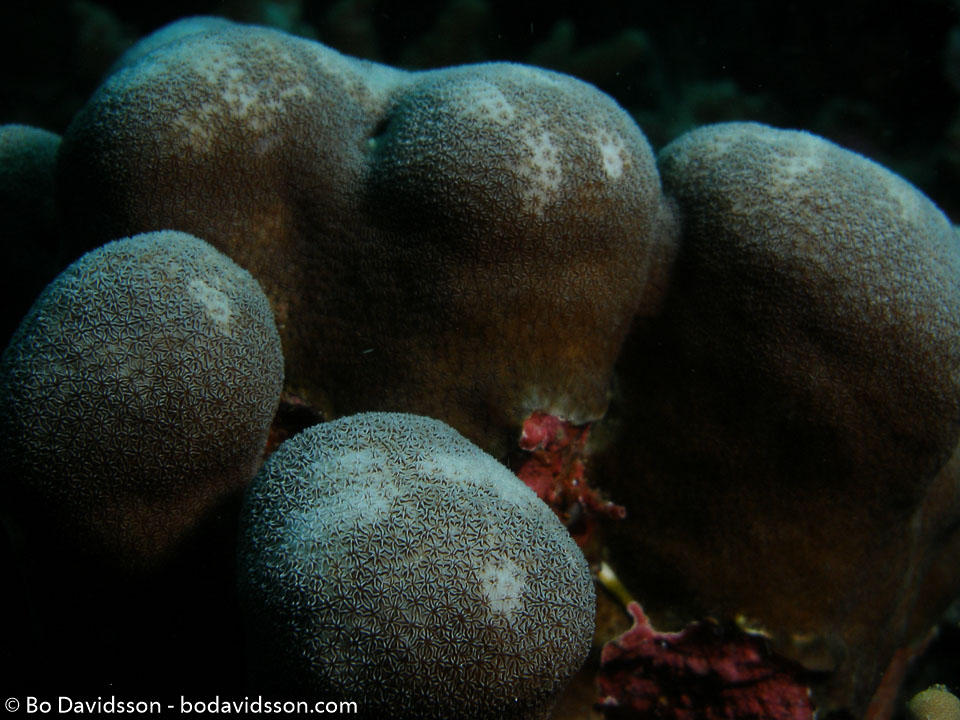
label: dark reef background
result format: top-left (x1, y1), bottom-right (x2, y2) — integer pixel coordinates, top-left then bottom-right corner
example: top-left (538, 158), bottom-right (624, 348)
top-left (1, 0), bottom-right (959, 717)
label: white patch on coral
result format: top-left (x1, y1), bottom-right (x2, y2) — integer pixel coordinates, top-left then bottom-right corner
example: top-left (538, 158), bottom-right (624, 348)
top-left (332, 479), bottom-right (396, 522)
top-left (871, 161), bottom-right (934, 228)
top-left (187, 278), bottom-right (233, 335)
top-left (420, 450), bottom-right (537, 510)
top-left (479, 556), bottom-right (526, 618)
top-left (302, 40), bottom-right (362, 87)
top-left (464, 81), bottom-right (516, 125)
top-left (778, 149), bottom-right (823, 179)
top-left (165, 41), bottom-right (313, 151)
top-left (701, 124), bottom-right (750, 158)
top-left (290, 459), bottom-right (399, 541)
top-left (518, 385), bottom-right (582, 424)
top-left (517, 124), bottom-right (562, 213)
top-left (419, 451), bottom-right (472, 482)
top-left (593, 127), bottom-right (626, 179)
top-left (891, 183), bottom-right (925, 225)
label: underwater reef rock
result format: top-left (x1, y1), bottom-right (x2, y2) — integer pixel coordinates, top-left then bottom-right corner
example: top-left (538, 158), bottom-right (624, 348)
top-left (0, 230), bottom-right (284, 568)
top-left (597, 601), bottom-right (815, 720)
top-left (56, 16), bottom-right (676, 457)
top-left (509, 410), bottom-right (624, 550)
top-left (596, 122), bottom-right (960, 716)
top-left (238, 412), bottom-right (594, 720)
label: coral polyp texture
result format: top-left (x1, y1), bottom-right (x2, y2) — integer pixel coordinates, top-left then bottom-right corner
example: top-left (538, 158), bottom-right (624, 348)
top-left (237, 412), bottom-right (595, 720)
top-left (596, 122), bottom-right (960, 715)
top-left (0, 230), bottom-right (284, 568)
top-left (55, 17), bottom-right (675, 455)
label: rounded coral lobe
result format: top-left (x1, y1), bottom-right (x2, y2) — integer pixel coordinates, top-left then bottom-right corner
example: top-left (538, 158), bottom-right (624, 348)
top-left (0, 230), bottom-right (284, 567)
top-left (599, 121), bottom-right (960, 714)
top-left (238, 412), bottom-right (595, 720)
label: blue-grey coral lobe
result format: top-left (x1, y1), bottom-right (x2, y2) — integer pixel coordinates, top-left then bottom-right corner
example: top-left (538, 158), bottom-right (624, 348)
top-left (238, 412), bottom-right (594, 720)
top-left (0, 230), bottom-right (284, 567)
top-left (657, 122), bottom-right (960, 482)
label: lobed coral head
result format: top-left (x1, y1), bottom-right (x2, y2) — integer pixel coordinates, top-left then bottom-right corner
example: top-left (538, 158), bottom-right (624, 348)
top-left (55, 17), bottom-right (676, 455)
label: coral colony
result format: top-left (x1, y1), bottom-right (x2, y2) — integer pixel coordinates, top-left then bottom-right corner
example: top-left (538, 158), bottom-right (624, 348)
top-left (1, 15), bottom-right (959, 720)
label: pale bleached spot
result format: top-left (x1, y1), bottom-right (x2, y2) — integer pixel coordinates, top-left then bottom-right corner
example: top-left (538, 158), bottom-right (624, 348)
top-left (187, 278), bottom-right (233, 336)
top-left (506, 65), bottom-right (567, 91)
top-left (871, 161), bottom-right (933, 228)
top-left (517, 124), bottom-right (562, 213)
top-left (291, 455), bottom-right (400, 534)
top-left (419, 450), bottom-right (537, 510)
top-left (778, 148), bottom-right (824, 180)
top-left (593, 127), bottom-right (626, 179)
top-left (478, 556), bottom-right (525, 618)
top-left (464, 81), bottom-right (516, 125)
top-left (518, 385), bottom-right (582, 423)
top-left (167, 41), bottom-right (313, 151)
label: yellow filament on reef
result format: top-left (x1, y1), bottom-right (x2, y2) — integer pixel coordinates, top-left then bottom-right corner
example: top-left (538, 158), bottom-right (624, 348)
top-left (598, 561), bottom-right (636, 608)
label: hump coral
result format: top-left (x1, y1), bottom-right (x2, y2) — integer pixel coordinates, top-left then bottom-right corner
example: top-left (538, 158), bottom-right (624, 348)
top-left (30, 16), bottom-right (960, 718)
top-left (56, 16), bottom-right (675, 456)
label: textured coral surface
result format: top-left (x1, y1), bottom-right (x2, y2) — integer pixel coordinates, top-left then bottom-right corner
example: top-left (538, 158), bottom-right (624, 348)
top-left (0, 230), bottom-right (284, 567)
top-left (2, 10), bottom-right (959, 719)
top-left (0, 124), bottom-right (62, 345)
top-left (57, 17), bottom-right (675, 456)
top-left (239, 412), bottom-right (595, 719)
top-left (596, 122), bottom-right (960, 715)
top-left (908, 686), bottom-right (960, 720)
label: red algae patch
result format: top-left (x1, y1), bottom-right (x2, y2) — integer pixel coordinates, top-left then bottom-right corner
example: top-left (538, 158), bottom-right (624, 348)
top-left (597, 602), bottom-right (815, 720)
top-left (510, 411), bottom-right (624, 547)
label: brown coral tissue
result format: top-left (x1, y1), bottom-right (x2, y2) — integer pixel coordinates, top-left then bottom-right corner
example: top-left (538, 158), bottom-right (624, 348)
top-left (56, 16), bottom-right (675, 457)
top-left (596, 122), bottom-right (960, 717)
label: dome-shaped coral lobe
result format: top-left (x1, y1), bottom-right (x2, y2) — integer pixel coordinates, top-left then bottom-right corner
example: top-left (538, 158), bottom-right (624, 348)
top-left (56, 18), bottom-right (674, 455)
top-left (0, 230), bottom-right (284, 568)
top-left (238, 412), bottom-right (595, 720)
top-left (597, 122), bottom-right (960, 714)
